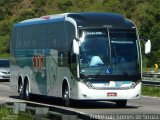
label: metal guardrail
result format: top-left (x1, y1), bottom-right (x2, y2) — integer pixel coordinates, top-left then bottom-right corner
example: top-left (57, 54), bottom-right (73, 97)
top-left (142, 80), bottom-right (160, 87)
top-left (142, 72), bottom-right (160, 78)
top-left (4, 102), bottom-right (91, 120)
top-left (142, 72), bottom-right (160, 87)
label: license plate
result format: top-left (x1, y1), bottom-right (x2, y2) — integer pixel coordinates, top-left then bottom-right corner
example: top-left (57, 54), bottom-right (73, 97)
top-left (107, 92), bottom-right (117, 97)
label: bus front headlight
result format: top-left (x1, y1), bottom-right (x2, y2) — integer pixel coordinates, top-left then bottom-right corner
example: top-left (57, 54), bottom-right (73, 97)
top-left (79, 79), bottom-right (94, 88)
top-left (130, 82), bottom-right (136, 89)
top-left (86, 81), bottom-right (94, 88)
top-left (130, 80), bottom-right (141, 89)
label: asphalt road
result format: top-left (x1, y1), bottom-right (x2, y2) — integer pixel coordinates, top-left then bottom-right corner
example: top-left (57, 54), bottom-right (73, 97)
top-left (0, 82), bottom-right (160, 116)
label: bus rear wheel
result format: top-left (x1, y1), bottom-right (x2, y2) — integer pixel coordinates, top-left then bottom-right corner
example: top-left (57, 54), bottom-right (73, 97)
top-left (20, 80), bottom-right (31, 100)
top-left (19, 83), bottom-right (24, 100)
top-left (24, 80), bottom-right (30, 101)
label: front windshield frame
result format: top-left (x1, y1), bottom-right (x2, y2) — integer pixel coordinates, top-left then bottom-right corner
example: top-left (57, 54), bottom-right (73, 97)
top-left (78, 28), bottom-right (141, 78)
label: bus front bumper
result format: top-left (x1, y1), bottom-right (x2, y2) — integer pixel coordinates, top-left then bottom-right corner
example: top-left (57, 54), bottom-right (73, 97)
top-left (73, 82), bottom-right (141, 100)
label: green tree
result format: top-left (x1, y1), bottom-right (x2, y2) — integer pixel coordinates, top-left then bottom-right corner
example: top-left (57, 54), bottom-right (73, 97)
top-left (0, 0), bottom-right (159, 64)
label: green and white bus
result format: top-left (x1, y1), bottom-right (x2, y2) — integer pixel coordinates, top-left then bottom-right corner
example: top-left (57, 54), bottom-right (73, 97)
top-left (10, 13), bottom-right (151, 107)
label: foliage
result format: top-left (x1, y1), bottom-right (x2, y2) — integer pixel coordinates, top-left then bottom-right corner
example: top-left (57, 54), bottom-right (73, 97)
top-left (0, 107), bottom-right (34, 120)
top-left (142, 85), bottom-right (160, 97)
top-left (58, 0), bottom-right (73, 12)
top-left (14, 10), bottom-right (36, 23)
top-left (0, 0), bottom-right (160, 67)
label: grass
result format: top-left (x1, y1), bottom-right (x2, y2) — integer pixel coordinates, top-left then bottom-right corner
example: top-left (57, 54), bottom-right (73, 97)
top-left (0, 107), bottom-right (34, 120)
top-left (0, 53), bottom-right (10, 59)
top-left (142, 85), bottom-right (160, 97)
top-left (142, 67), bottom-right (154, 72)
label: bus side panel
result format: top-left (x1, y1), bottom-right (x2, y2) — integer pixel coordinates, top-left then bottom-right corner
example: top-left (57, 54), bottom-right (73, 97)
top-left (46, 49), bottom-right (60, 97)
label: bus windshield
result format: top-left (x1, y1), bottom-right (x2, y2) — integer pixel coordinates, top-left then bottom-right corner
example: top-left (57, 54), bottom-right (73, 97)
top-left (79, 29), bottom-right (140, 77)
top-left (110, 29), bottom-right (140, 76)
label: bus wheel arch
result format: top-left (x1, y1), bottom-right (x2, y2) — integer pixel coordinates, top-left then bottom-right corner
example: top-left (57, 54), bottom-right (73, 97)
top-left (62, 79), bottom-right (71, 107)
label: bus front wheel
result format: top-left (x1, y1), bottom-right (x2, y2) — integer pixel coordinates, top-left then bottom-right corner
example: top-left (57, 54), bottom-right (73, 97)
top-left (63, 85), bottom-right (70, 107)
top-left (116, 100), bottom-right (127, 108)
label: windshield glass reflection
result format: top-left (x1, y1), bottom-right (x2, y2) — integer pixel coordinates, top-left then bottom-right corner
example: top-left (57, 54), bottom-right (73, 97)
top-left (110, 29), bottom-right (140, 75)
top-left (79, 29), bottom-right (140, 76)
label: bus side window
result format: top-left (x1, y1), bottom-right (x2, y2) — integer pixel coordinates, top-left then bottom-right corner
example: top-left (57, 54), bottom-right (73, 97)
top-left (65, 21), bottom-right (77, 76)
top-left (48, 23), bottom-right (57, 49)
top-left (57, 22), bottom-right (66, 50)
top-left (66, 21), bottom-right (76, 51)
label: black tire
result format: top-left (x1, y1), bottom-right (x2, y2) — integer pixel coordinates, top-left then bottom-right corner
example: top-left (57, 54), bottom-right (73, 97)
top-left (19, 83), bottom-right (25, 100)
top-left (63, 85), bottom-right (71, 107)
top-left (116, 100), bottom-right (127, 108)
top-left (24, 80), bottom-right (30, 101)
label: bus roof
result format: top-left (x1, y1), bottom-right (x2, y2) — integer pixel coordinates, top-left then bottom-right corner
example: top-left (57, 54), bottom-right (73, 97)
top-left (68, 13), bottom-right (134, 28)
top-left (14, 12), bottom-right (135, 29)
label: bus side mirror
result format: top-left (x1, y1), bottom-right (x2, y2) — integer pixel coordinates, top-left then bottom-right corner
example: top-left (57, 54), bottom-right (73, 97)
top-left (144, 39), bottom-right (151, 54)
top-left (73, 39), bottom-right (79, 55)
